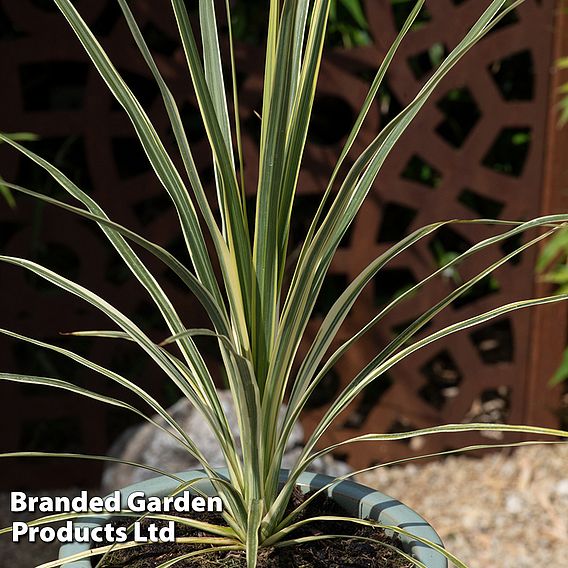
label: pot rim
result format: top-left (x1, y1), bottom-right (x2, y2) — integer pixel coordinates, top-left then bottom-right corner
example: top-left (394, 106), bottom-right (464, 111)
top-left (59, 470), bottom-right (447, 568)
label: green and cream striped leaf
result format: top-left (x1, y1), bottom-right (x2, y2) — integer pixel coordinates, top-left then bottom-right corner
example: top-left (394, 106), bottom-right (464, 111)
top-left (272, 293), bottom-right (568, 523)
top-left (300, 0), bottom-right (425, 258)
top-left (276, 0), bottom-right (331, 280)
top-left (262, 2), bottom-right (531, 496)
top-left (115, 0), bottom-right (250, 352)
top-left (1, 510), bottom-right (235, 540)
top-left (305, 424), bottom-right (568, 469)
top-left (0, 155), bottom-right (234, 474)
top-left (302, 295), bottom-right (568, 463)
top-left (281, 0), bottom-right (513, 360)
top-left (278, 218), bottom-right (566, 471)
top-left (277, 440), bottom-right (563, 531)
top-left (264, 516), bottom-right (466, 567)
top-left (252, 0), bottom-right (302, 384)
top-left (0, 452), bottom-right (185, 483)
top-left (0, 328), bottom-right (198, 456)
top-left (246, 499), bottom-right (264, 568)
top-left (1, 180), bottom-right (231, 335)
top-left (154, 546), bottom-right (244, 568)
top-left (170, 0), bottom-right (253, 339)
top-left (0, 372), bottom-right (195, 452)
top-left (200, 0), bottom-right (235, 237)
top-left (53, 0), bottom-right (222, 307)
top-left (0, 255), bottom-right (244, 514)
top-left (37, 540), bottom-right (239, 568)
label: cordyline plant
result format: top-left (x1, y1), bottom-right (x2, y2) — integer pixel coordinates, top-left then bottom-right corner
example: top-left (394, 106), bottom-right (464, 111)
top-left (1, 0), bottom-right (568, 567)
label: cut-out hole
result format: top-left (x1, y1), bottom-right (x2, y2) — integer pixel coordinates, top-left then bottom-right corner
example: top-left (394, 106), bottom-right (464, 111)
top-left (244, 106), bottom-right (262, 146)
top-left (419, 350), bottom-right (463, 410)
top-left (355, 72), bottom-right (402, 128)
top-left (343, 373), bottom-right (394, 429)
top-left (436, 87), bottom-right (481, 148)
top-left (377, 202), bottom-right (417, 243)
top-left (482, 127), bottom-right (531, 177)
top-left (387, 418), bottom-right (419, 446)
top-left (112, 137), bottom-right (151, 179)
top-left (167, 234), bottom-right (192, 267)
top-left (402, 155), bottom-right (442, 188)
top-left (0, 4), bottom-right (24, 40)
top-left (309, 95), bottom-right (354, 146)
top-left (377, 81), bottom-right (403, 127)
top-left (326, 0), bottom-right (372, 48)
top-left (21, 417), bottom-right (83, 452)
top-left (30, 0), bottom-right (58, 12)
top-left (105, 252), bottom-right (130, 286)
top-left (465, 386), bottom-right (511, 437)
top-left (391, 317), bottom-right (432, 341)
top-left (458, 188), bottom-right (504, 218)
top-left (429, 227), bottom-right (472, 284)
top-left (133, 194), bottom-right (173, 226)
top-left (231, 2), bottom-right (269, 44)
top-left (112, 71), bottom-right (159, 110)
top-left (391, 1), bottom-right (431, 32)
top-left (168, 103), bottom-right (207, 146)
top-left (106, 410), bottom-right (143, 448)
top-left (305, 369), bottom-right (341, 409)
top-left (429, 226), bottom-right (472, 264)
top-left (408, 43), bottom-right (447, 80)
top-left (143, 22), bottom-right (178, 56)
top-left (134, 300), bottom-right (166, 332)
top-left (489, 50), bottom-right (534, 101)
top-left (0, 221), bottom-right (22, 250)
top-left (20, 62), bottom-right (89, 111)
top-left (314, 273), bottom-right (349, 317)
top-left (177, 102), bottom-right (207, 144)
top-left (453, 275), bottom-right (501, 309)
top-left (470, 319), bottom-right (514, 364)
top-left (111, 348), bottom-right (148, 382)
top-left (27, 243), bottom-right (81, 293)
top-left (485, 8), bottom-right (519, 35)
top-left (163, 235), bottom-right (193, 291)
top-left (374, 268), bottom-right (417, 307)
top-left (288, 192), bottom-right (352, 250)
top-left (92, 0), bottom-right (122, 37)
top-left (16, 136), bottom-right (93, 196)
top-left (163, 382), bottom-right (184, 408)
top-left (500, 232), bottom-right (524, 265)
top-left (13, 336), bottom-right (89, 389)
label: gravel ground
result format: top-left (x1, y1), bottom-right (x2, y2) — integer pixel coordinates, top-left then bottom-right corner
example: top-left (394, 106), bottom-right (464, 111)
top-left (1, 443), bottom-right (566, 567)
top-left (359, 442), bottom-right (568, 567)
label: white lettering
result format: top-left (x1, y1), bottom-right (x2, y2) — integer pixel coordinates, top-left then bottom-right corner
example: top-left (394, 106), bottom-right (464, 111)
top-left (12, 522), bottom-right (28, 542)
top-left (10, 492), bottom-right (27, 513)
top-left (127, 491), bottom-right (146, 513)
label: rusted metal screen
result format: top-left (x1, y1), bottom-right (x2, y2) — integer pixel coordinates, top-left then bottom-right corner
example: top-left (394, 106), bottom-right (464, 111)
top-left (0, 0), bottom-right (564, 488)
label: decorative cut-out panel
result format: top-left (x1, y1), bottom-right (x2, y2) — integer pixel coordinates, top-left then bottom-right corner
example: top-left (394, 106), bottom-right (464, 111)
top-left (0, 0), bottom-right (562, 486)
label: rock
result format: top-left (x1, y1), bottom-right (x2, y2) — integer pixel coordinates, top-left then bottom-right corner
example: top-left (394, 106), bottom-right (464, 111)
top-left (102, 390), bottom-right (350, 492)
top-left (505, 493), bottom-right (524, 514)
top-left (554, 478), bottom-right (568, 498)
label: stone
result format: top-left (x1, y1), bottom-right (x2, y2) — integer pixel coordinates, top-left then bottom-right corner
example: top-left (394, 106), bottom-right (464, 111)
top-left (102, 390), bottom-right (350, 492)
top-left (554, 478), bottom-right (568, 498)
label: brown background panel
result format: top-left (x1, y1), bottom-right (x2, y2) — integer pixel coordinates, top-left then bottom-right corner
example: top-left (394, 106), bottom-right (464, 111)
top-left (0, 0), bottom-right (565, 488)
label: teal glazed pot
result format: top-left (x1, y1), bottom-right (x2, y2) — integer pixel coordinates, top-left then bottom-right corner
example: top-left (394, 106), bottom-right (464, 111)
top-left (59, 470), bottom-right (447, 567)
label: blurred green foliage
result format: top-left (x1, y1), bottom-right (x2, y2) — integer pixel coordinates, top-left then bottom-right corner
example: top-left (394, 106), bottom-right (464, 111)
top-left (232, 0), bottom-right (371, 48)
top-left (537, 227), bottom-right (568, 386)
top-left (538, 2), bottom-right (568, 385)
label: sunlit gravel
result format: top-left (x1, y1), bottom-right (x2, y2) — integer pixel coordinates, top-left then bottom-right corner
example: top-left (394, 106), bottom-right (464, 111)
top-left (359, 442), bottom-right (568, 567)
